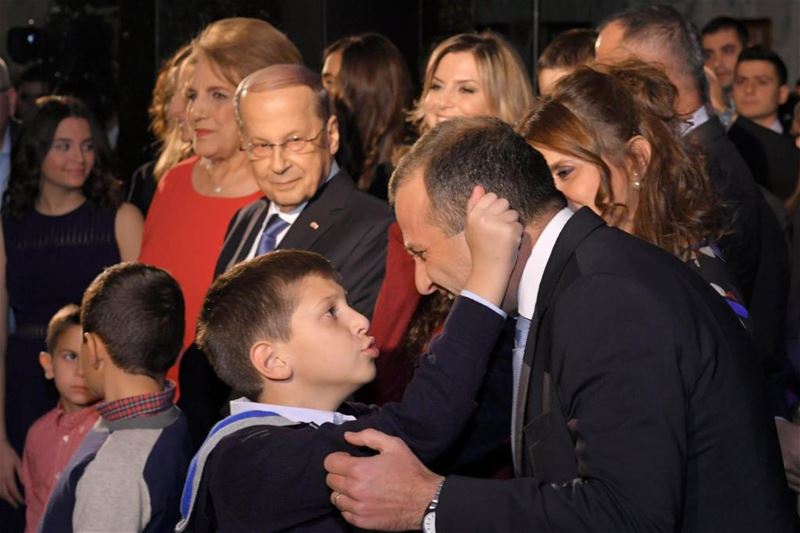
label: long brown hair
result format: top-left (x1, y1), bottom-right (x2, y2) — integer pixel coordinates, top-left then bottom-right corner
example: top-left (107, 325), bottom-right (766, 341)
top-left (4, 96), bottom-right (121, 220)
top-left (520, 62), bottom-right (719, 260)
top-left (324, 33), bottom-right (414, 190)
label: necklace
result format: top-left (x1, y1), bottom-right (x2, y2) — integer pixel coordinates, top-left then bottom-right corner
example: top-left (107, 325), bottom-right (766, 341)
top-left (201, 159), bottom-right (225, 194)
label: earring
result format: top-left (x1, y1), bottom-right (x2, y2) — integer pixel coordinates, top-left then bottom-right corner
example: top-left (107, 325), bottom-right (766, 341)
top-left (632, 170), bottom-right (642, 191)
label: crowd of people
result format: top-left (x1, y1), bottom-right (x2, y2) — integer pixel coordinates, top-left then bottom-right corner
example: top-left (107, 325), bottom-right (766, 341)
top-left (0, 3), bottom-right (799, 532)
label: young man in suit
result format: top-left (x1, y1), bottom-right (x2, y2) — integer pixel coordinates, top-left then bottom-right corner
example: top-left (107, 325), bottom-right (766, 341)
top-left (729, 45), bottom-right (799, 203)
top-left (323, 116), bottom-right (797, 532)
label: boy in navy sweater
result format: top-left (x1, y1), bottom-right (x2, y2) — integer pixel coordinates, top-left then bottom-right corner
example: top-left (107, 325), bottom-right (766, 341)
top-left (178, 189), bottom-right (521, 532)
top-left (40, 263), bottom-right (192, 532)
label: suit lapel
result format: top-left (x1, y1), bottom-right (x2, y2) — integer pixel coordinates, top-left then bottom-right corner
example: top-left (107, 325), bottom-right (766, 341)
top-left (512, 208), bottom-right (606, 471)
top-left (231, 200), bottom-right (270, 266)
top-left (686, 114), bottom-right (725, 148)
top-left (278, 171), bottom-right (354, 251)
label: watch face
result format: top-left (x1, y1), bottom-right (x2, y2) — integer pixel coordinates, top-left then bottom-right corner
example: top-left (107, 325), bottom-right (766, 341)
top-left (422, 511), bottom-right (436, 533)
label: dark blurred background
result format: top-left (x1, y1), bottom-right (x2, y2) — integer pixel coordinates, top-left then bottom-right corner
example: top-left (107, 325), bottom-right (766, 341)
top-left (1, 0), bottom-right (797, 183)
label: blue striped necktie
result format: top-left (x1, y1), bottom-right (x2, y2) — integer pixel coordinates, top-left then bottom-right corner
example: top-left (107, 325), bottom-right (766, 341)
top-left (256, 215), bottom-right (290, 256)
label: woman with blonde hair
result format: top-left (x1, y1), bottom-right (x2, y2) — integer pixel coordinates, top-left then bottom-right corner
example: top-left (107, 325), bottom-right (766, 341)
top-left (410, 31), bottom-right (534, 133)
top-left (139, 18), bottom-right (302, 387)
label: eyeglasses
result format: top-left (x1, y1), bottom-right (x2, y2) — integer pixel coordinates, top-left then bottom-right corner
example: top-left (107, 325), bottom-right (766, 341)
top-left (241, 126), bottom-right (326, 161)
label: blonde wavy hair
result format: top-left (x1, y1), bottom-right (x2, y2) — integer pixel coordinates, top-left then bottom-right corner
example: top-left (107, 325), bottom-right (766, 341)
top-left (408, 31), bottom-right (534, 133)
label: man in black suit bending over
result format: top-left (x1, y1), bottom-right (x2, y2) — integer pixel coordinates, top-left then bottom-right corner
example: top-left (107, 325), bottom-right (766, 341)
top-left (323, 117), bottom-right (796, 532)
top-left (179, 65), bottom-right (392, 448)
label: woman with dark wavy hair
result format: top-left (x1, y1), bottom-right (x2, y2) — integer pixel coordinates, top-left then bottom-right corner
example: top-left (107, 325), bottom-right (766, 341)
top-left (519, 62), bottom-right (748, 321)
top-left (322, 33), bottom-right (415, 200)
top-left (0, 96), bottom-right (142, 519)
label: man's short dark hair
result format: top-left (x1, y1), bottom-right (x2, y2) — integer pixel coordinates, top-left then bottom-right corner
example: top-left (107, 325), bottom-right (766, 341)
top-left (81, 262), bottom-right (184, 380)
top-left (737, 45), bottom-right (788, 85)
top-left (600, 4), bottom-right (707, 102)
top-left (538, 28), bottom-right (598, 70)
top-left (197, 250), bottom-right (339, 400)
top-left (389, 116), bottom-right (565, 234)
top-left (46, 304), bottom-right (81, 354)
top-left (701, 16), bottom-right (749, 48)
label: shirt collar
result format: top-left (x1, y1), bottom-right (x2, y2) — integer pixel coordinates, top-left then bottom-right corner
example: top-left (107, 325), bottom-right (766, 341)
top-left (95, 380), bottom-right (176, 422)
top-left (229, 397), bottom-right (356, 426)
top-left (768, 118), bottom-right (784, 134)
top-left (55, 401), bottom-right (99, 431)
top-left (681, 105), bottom-right (711, 135)
top-left (517, 207), bottom-right (574, 320)
top-left (267, 160), bottom-right (340, 220)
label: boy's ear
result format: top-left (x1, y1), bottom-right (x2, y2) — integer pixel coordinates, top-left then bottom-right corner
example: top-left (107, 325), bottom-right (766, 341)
top-left (249, 341), bottom-right (292, 381)
top-left (39, 351), bottom-right (54, 380)
top-left (83, 332), bottom-right (105, 371)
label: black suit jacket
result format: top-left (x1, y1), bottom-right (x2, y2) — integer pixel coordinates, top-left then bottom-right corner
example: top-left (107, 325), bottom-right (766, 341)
top-left (689, 115), bottom-right (791, 417)
top-left (728, 116), bottom-right (800, 201)
top-left (438, 209), bottom-right (796, 532)
top-left (214, 168), bottom-right (393, 318)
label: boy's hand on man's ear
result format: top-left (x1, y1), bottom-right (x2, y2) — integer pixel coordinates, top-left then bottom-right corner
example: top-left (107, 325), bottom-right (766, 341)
top-left (0, 438), bottom-right (23, 507)
top-left (463, 185), bottom-right (523, 307)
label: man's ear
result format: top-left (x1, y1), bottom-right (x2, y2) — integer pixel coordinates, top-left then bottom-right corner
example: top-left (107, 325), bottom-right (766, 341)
top-left (326, 114), bottom-right (340, 156)
top-left (249, 341), bottom-right (292, 381)
top-left (39, 351), bottom-right (54, 380)
top-left (779, 84), bottom-right (790, 106)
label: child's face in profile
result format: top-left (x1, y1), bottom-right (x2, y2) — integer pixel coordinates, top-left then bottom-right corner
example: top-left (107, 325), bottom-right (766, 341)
top-left (39, 325), bottom-right (99, 413)
top-left (273, 275), bottom-right (378, 394)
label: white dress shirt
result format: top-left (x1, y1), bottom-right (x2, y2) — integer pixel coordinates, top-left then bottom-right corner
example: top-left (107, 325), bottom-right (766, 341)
top-left (512, 207), bottom-right (574, 427)
top-left (245, 161), bottom-right (340, 260)
top-left (229, 397), bottom-right (356, 426)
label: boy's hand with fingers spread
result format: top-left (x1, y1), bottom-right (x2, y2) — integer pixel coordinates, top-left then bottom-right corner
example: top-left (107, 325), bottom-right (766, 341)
top-left (463, 185), bottom-right (523, 307)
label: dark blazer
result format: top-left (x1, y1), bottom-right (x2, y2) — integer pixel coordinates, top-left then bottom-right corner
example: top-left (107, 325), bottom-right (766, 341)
top-left (728, 116), bottom-right (800, 201)
top-left (689, 115), bottom-right (792, 417)
top-left (214, 168), bottom-right (393, 318)
top-left (438, 209), bottom-right (797, 532)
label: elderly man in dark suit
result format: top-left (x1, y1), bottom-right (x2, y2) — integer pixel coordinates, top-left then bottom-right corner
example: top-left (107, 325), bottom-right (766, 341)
top-left (217, 63), bottom-right (392, 316)
top-left (178, 65), bottom-right (392, 449)
top-left (323, 116), bottom-right (796, 533)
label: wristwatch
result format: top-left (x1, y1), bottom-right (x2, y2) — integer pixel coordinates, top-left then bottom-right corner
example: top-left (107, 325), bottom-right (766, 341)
top-left (421, 478), bottom-right (445, 533)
